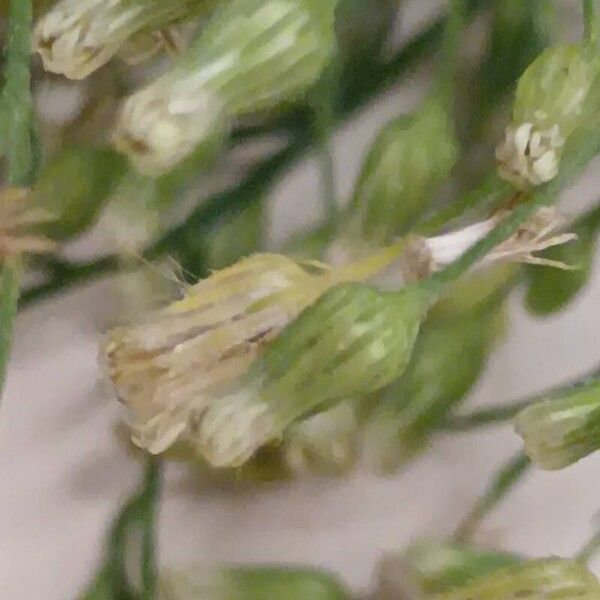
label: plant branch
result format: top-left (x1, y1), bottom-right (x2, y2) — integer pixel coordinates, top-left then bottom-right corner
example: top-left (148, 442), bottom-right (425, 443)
top-left (454, 453), bottom-right (531, 542)
top-left (583, 0), bottom-right (598, 45)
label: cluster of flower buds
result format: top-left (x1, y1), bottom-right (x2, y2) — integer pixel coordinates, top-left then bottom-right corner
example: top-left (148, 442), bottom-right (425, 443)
top-left (157, 565), bottom-right (351, 600)
top-left (33, 0), bottom-right (214, 79)
top-left (515, 377), bottom-right (600, 470)
top-left (496, 43), bottom-right (600, 189)
top-left (112, 0), bottom-right (339, 174)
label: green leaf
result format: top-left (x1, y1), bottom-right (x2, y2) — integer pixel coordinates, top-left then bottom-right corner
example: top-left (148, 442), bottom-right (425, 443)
top-left (0, 261), bottom-right (20, 399)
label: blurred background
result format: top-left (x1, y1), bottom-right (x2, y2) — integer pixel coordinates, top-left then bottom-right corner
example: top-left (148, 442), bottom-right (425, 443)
top-left (2, 1), bottom-right (600, 599)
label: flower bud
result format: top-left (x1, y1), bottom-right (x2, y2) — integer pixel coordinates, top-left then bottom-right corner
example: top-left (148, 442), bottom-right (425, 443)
top-left (366, 299), bottom-right (505, 471)
top-left (113, 0), bottom-right (338, 174)
top-left (496, 44), bottom-right (600, 188)
top-left (525, 218), bottom-right (599, 316)
top-left (432, 559), bottom-right (600, 600)
top-left (344, 100), bottom-right (458, 246)
top-left (197, 282), bottom-right (435, 468)
top-left (515, 378), bottom-right (600, 470)
top-left (376, 541), bottom-right (520, 599)
top-left (158, 566), bottom-right (351, 600)
top-left (33, 0), bottom-right (213, 79)
top-left (30, 146), bottom-right (127, 240)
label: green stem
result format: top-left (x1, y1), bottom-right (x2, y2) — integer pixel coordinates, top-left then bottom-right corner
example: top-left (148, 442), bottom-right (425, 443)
top-left (140, 460), bottom-right (161, 600)
top-left (577, 524), bottom-right (600, 563)
top-left (434, 0), bottom-right (466, 103)
top-left (444, 371), bottom-right (600, 431)
top-left (454, 453), bottom-right (531, 542)
top-left (583, 0), bottom-right (598, 45)
top-left (0, 0), bottom-right (34, 401)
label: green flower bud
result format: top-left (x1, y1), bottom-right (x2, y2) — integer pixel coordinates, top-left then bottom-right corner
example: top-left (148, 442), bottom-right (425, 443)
top-left (30, 146), bottom-right (127, 240)
top-left (515, 378), bottom-right (600, 470)
top-left (525, 219), bottom-right (598, 316)
top-left (114, 0), bottom-right (338, 174)
top-left (197, 282), bottom-right (435, 468)
top-left (496, 43), bottom-right (600, 188)
top-left (345, 100), bottom-right (458, 246)
top-left (377, 541), bottom-right (520, 599)
top-left (33, 0), bottom-right (214, 79)
top-left (432, 559), bottom-right (600, 600)
top-left (158, 566), bottom-right (351, 600)
top-left (367, 300), bottom-right (506, 471)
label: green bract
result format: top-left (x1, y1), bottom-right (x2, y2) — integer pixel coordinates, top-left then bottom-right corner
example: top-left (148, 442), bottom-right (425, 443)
top-left (515, 378), bottom-right (600, 470)
top-left (114, 0), bottom-right (338, 174)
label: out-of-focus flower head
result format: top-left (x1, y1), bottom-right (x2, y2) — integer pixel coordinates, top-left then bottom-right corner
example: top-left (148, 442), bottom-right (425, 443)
top-left (33, 0), bottom-right (212, 79)
top-left (113, 0), bottom-right (339, 174)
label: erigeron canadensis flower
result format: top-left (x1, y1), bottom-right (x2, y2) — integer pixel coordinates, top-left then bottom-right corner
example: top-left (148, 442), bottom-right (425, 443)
top-left (112, 0), bottom-right (338, 175)
top-left (33, 0), bottom-right (214, 79)
top-left (496, 44), bottom-right (600, 189)
top-left (432, 558), bottom-right (600, 600)
top-left (515, 377), bottom-right (600, 470)
top-left (0, 188), bottom-right (56, 258)
top-left (103, 246), bottom-right (405, 457)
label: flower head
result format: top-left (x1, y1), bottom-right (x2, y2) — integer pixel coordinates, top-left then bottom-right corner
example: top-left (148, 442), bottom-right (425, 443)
top-left (515, 378), bottom-right (600, 469)
top-left (33, 0), bottom-right (206, 79)
top-left (113, 0), bottom-right (338, 174)
top-left (0, 187), bottom-right (56, 258)
top-left (496, 44), bottom-right (600, 188)
top-left (196, 282), bottom-right (435, 467)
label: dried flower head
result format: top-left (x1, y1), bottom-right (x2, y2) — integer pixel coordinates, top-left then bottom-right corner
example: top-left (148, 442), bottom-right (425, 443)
top-left (33, 0), bottom-right (208, 79)
top-left (515, 378), bottom-right (600, 470)
top-left (401, 207), bottom-right (576, 282)
top-left (103, 242), bottom-right (407, 459)
top-left (432, 558), bottom-right (600, 600)
top-left (496, 44), bottom-right (600, 188)
top-left (0, 187), bottom-right (56, 258)
top-left (113, 0), bottom-right (338, 174)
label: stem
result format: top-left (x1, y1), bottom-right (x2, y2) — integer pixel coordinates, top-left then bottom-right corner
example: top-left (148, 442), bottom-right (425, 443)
top-left (444, 371), bottom-right (600, 431)
top-left (140, 460), bottom-right (161, 600)
top-left (577, 524), bottom-right (600, 563)
top-left (434, 0), bottom-right (466, 103)
top-left (0, 0), bottom-right (34, 401)
top-left (454, 453), bottom-right (531, 542)
top-left (583, 0), bottom-right (598, 45)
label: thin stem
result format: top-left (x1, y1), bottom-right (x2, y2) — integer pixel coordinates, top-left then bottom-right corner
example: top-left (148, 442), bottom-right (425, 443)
top-left (454, 453), bottom-right (531, 542)
top-left (577, 523), bottom-right (600, 563)
top-left (583, 0), bottom-right (598, 45)
top-left (0, 0), bottom-right (34, 401)
top-left (434, 0), bottom-right (466, 102)
top-left (140, 460), bottom-right (161, 600)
